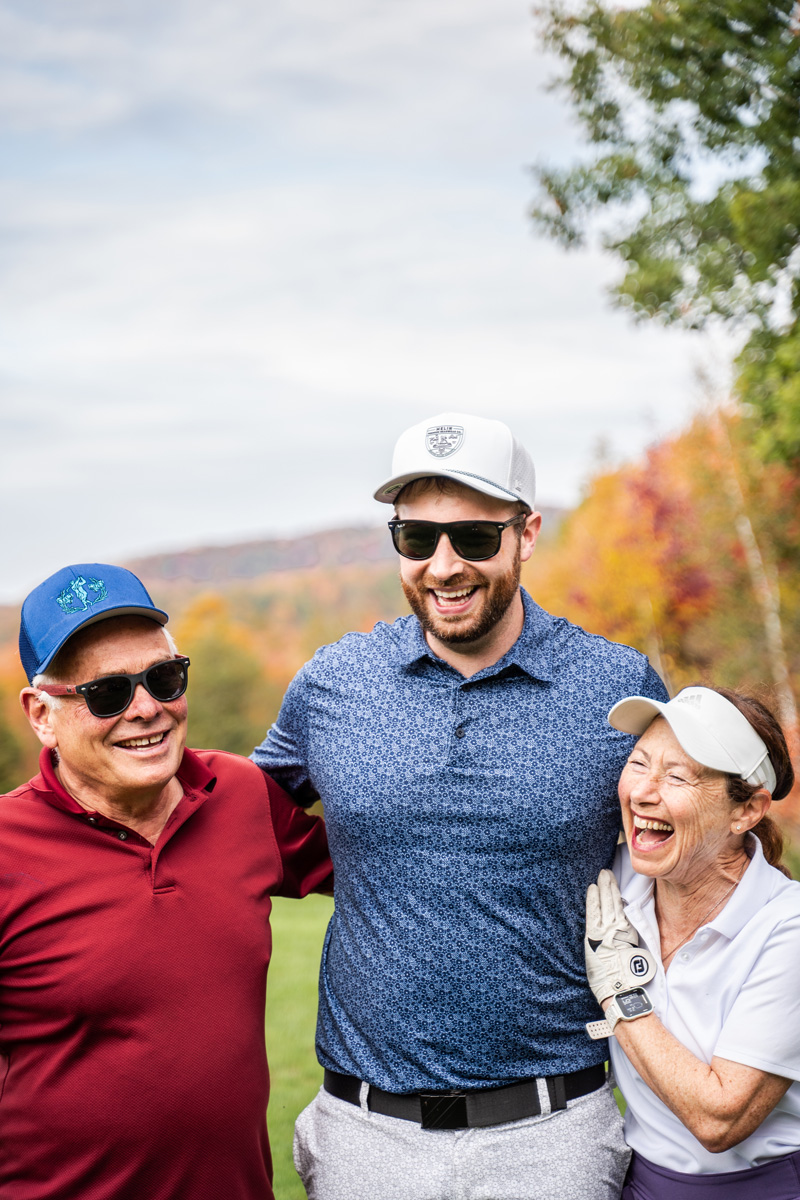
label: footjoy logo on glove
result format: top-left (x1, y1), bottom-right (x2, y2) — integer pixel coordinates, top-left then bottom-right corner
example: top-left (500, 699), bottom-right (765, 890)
top-left (425, 425), bottom-right (464, 458)
top-left (630, 955), bottom-right (650, 977)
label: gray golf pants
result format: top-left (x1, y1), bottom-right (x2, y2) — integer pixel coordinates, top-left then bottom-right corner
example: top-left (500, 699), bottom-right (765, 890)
top-left (294, 1078), bottom-right (629, 1200)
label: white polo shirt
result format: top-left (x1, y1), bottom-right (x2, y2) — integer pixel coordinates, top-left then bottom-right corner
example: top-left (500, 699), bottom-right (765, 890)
top-left (611, 837), bottom-right (800, 1173)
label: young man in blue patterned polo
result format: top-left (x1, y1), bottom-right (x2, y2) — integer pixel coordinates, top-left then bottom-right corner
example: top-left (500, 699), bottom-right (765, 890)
top-left (253, 411), bottom-right (669, 1200)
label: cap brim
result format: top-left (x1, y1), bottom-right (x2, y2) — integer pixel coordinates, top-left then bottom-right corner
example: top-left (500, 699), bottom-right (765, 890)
top-left (36, 605), bottom-right (169, 677)
top-left (374, 469), bottom-right (523, 505)
top-left (608, 694), bottom-right (743, 776)
top-left (607, 696), bottom-right (669, 736)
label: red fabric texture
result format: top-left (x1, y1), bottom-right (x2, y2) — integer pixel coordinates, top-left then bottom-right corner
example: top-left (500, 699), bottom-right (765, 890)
top-left (0, 747), bottom-right (332, 1200)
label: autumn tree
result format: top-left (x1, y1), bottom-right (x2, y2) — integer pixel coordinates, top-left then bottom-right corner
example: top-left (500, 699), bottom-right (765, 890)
top-left (526, 412), bottom-right (800, 815)
top-left (0, 711), bottom-right (23, 794)
top-left (531, 0), bottom-right (800, 460)
top-left (173, 595), bottom-right (282, 758)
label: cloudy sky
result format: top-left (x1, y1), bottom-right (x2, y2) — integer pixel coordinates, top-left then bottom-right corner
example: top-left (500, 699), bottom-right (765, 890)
top-left (1, 0), bottom-right (717, 602)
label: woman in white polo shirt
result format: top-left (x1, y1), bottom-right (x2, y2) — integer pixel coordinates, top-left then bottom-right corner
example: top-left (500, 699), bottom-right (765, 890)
top-left (584, 686), bottom-right (800, 1199)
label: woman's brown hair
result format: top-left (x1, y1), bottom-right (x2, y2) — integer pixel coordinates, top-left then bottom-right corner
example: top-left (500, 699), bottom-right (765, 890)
top-left (714, 687), bottom-right (795, 878)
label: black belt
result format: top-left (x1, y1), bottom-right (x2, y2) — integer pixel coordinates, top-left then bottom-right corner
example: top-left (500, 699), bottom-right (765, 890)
top-left (323, 1063), bottom-right (605, 1130)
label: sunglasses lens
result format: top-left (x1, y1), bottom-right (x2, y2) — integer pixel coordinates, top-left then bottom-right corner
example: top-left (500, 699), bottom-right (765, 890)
top-left (393, 522), bottom-right (504, 561)
top-left (146, 660), bottom-right (189, 702)
top-left (394, 524), bottom-right (438, 559)
top-left (83, 676), bottom-right (133, 717)
top-left (81, 659), bottom-right (188, 717)
top-left (449, 524), bottom-right (501, 560)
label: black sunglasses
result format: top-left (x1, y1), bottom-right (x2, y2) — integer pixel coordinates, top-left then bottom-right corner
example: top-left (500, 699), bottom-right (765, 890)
top-left (38, 656), bottom-right (191, 718)
top-left (387, 516), bottom-right (526, 561)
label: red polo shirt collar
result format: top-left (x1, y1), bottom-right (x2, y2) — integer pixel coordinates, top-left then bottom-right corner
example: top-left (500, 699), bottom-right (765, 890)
top-left (28, 745), bottom-right (217, 817)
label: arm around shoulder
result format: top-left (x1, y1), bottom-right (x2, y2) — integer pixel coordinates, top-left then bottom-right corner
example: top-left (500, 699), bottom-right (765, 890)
top-left (265, 773), bottom-right (333, 899)
top-left (250, 666), bottom-right (320, 808)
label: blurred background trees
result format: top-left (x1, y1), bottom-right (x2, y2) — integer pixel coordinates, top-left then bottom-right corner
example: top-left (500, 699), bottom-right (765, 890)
top-left (531, 0), bottom-right (800, 463)
top-left (529, 0), bottom-right (800, 813)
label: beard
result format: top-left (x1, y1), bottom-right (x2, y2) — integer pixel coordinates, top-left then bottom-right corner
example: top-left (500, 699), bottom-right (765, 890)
top-left (401, 540), bottom-right (522, 646)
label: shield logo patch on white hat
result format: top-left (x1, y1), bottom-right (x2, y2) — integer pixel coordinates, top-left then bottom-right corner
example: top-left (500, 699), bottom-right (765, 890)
top-left (425, 424), bottom-right (464, 458)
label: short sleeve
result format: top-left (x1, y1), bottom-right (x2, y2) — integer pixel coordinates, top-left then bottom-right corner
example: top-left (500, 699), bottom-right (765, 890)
top-left (251, 665), bottom-right (320, 807)
top-left (714, 914), bottom-right (800, 1081)
top-left (639, 661), bottom-right (669, 704)
top-left (265, 773), bottom-right (333, 899)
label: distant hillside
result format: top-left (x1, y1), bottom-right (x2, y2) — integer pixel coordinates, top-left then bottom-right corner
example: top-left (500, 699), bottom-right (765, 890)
top-left (127, 507), bottom-right (567, 588)
top-left (0, 507), bottom-right (568, 640)
top-left (127, 525), bottom-right (395, 587)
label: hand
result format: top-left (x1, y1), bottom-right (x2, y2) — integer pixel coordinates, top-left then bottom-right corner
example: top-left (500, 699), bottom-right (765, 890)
top-left (585, 869), bottom-right (656, 1004)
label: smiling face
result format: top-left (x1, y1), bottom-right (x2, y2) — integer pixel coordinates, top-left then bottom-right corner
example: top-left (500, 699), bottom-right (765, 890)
top-left (395, 481), bottom-right (540, 649)
top-left (30, 616), bottom-right (187, 809)
top-left (618, 717), bottom-right (743, 884)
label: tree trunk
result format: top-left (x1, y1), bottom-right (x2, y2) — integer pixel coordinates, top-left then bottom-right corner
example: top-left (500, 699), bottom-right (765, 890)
top-left (711, 410), bottom-right (800, 820)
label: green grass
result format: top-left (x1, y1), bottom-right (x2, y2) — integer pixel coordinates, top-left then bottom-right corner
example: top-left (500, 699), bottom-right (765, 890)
top-left (266, 894), bottom-right (334, 1200)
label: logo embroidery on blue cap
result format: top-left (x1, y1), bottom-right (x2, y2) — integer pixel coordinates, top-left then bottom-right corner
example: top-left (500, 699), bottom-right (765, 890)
top-left (55, 576), bottom-right (108, 616)
top-left (426, 425), bottom-right (464, 458)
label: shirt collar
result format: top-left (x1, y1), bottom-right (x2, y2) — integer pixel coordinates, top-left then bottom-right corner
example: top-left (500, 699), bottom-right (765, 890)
top-left (30, 745), bottom-right (217, 815)
top-left (397, 587), bottom-right (555, 682)
top-left (707, 835), bottom-right (774, 941)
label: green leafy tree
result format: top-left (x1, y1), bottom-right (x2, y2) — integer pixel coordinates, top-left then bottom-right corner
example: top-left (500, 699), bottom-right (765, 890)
top-left (531, 0), bottom-right (800, 459)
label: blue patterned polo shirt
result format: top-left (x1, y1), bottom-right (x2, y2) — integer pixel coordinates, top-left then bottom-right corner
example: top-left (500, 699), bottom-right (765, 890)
top-left (252, 590), bottom-right (668, 1091)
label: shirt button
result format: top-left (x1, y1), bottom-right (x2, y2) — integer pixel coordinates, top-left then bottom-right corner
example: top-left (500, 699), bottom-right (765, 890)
top-left (118, 831), bottom-right (128, 841)
top-left (680, 952), bottom-right (690, 961)
top-left (455, 725), bottom-right (466, 739)
top-left (87, 817), bottom-right (98, 824)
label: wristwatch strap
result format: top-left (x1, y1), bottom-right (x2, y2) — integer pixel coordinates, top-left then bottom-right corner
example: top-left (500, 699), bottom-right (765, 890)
top-left (586, 989), bottom-right (652, 1040)
top-left (586, 1000), bottom-right (623, 1039)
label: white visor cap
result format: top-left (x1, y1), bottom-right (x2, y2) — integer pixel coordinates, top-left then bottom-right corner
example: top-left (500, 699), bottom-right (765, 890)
top-left (374, 411), bottom-right (536, 508)
top-left (608, 687), bottom-right (777, 793)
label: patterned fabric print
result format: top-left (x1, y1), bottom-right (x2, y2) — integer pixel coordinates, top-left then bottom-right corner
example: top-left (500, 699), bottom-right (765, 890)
top-left (253, 589), bottom-right (668, 1092)
top-left (293, 1083), bottom-right (631, 1200)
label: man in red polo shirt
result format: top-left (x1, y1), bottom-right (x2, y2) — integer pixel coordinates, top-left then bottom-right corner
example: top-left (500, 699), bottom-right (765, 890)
top-left (2, 563), bottom-right (332, 1200)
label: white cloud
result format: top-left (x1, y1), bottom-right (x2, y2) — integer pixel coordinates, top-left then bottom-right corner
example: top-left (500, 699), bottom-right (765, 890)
top-left (0, 0), bottom-right (708, 602)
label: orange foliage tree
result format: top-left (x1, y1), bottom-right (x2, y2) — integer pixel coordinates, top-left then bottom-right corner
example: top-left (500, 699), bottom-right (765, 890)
top-left (525, 409), bottom-right (800, 823)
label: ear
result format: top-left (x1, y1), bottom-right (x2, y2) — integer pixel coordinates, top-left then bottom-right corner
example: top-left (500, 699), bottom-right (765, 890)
top-left (731, 788), bottom-right (772, 835)
top-left (520, 511), bottom-right (542, 564)
top-left (20, 688), bottom-right (59, 750)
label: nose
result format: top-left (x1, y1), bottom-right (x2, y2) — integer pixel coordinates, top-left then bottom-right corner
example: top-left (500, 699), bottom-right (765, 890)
top-left (123, 682), bottom-right (162, 721)
top-left (427, 531), bottom-right (465, 579)
top-left (626, 768), bottom-right (660, 805)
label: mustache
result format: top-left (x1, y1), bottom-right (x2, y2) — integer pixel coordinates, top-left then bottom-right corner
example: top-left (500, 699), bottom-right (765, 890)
top-left (417, 570), bottom-right (487, 588)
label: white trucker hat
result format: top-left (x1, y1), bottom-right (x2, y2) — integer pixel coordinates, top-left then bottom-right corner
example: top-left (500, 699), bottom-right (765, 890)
top-left (373, 412), bottom-right (536, 508)
top-left (608, 686), bottom-right (777, 792)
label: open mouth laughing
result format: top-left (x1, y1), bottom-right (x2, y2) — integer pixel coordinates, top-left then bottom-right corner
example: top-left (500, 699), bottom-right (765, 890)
top-left (631, 814), bottom-right (675, 850)
top-left (430, 585), bottom-right (480, 612)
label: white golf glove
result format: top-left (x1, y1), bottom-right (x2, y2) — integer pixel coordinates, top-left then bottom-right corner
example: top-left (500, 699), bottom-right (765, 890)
top-left (585, 869), bottom-right (656, 1004)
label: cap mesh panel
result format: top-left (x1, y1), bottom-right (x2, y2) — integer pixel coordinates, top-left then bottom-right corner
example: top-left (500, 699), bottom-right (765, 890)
top-left (19, 621), bottom-right (38, 682)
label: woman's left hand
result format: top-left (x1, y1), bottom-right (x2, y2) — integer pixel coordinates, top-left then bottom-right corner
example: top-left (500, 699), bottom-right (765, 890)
top-left (585, 869), bottom-right (656, 1004)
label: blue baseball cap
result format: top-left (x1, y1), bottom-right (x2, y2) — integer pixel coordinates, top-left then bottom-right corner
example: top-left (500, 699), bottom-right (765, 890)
top-left (19, 563), bottom-right (169, 683)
